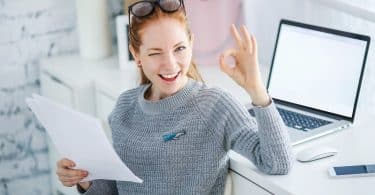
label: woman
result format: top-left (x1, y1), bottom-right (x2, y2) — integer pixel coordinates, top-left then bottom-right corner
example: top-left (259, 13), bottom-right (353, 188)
top-left (56, 0), bottom-right (293, 194)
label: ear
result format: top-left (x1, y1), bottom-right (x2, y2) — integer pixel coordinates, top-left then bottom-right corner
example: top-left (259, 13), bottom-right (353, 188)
top-left (129, 45), bottom-right (140, 62)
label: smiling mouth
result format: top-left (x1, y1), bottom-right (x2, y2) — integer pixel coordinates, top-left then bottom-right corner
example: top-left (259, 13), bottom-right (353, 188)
top-left (159, 71), bottom-right (181, 82)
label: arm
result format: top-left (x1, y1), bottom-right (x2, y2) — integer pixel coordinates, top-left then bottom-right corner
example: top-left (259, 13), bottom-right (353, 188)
top-left (218, 24), bottom-right (293, 174)
top-left (213, 91), bottom-right (293, 175)
top-left (78, 180), bottom-right (118, 195)
top-left (195, 88), bottom-right (292, 175)
top-left (226, 95), bottom-right (293, 174)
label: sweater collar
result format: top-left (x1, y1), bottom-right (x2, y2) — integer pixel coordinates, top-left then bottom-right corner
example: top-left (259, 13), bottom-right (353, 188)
top-left (138, 79), bottom-right (200, 114)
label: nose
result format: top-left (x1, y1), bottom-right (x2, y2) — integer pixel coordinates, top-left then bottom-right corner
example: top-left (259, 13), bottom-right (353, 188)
top-left (161, 51), bottom-right (178, 70)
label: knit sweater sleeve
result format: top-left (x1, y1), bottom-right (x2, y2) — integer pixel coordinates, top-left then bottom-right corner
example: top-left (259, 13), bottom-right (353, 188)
top-left (196, 88), bottom-right (293, 175)
top-left (79, 180), bottom-right (118, 195)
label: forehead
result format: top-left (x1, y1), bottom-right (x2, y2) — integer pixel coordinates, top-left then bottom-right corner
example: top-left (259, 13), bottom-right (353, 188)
top-left (140, 18), bottom-right (189, 47)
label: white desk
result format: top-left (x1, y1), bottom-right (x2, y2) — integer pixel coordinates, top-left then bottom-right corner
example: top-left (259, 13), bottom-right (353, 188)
top-left (229, 122), bottom-right (375, 195)
top-left (41, 54), bottom-right (375, 195)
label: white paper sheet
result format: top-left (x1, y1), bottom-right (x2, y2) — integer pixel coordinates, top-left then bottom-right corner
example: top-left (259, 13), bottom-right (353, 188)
top-left (25, 94), bottom-right (142, 183)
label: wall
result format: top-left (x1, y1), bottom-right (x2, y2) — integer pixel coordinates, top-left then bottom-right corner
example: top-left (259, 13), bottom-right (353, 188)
top-left (185, 0), bottom-right (244, 66)
top-left (243, 0), bottom-right (375, 125)
top-left (1, 0), bottom-right (374, 194)
top-left (0, 0), bottom-right (122, 194)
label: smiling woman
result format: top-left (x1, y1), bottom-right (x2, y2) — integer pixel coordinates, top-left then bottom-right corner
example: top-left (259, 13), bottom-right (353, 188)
top-left (128, 0), bottom-right (203, 90)
top-left (55, 0), bottom-right (293, 194)
top-left (130, 17), bottom-right (195, 99)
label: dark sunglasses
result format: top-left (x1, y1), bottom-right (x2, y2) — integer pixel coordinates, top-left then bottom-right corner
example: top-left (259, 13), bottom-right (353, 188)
top-left (128, 0), bottom-right (186, 42)
top-left (128, 0), bottom-right (185, 19)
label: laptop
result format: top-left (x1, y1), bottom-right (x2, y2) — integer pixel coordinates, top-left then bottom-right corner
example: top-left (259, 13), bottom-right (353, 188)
top-left (256, 19), bottom-right (370, 145)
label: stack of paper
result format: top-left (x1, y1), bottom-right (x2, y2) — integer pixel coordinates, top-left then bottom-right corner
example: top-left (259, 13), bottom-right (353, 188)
top-left (26, 94), bottom-right (142, 183)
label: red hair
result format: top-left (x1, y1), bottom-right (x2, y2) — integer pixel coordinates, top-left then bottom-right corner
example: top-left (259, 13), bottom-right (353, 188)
top-left (129, 6), bottom-right (203, 84)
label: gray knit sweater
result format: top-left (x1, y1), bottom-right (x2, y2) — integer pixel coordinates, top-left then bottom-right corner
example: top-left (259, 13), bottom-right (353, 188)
top-left (82, 79), bottom-right (292, 195)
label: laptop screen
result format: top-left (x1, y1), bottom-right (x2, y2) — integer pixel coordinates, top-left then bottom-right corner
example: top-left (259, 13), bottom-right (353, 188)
top-left (267, 20), bottom-right (370, 120)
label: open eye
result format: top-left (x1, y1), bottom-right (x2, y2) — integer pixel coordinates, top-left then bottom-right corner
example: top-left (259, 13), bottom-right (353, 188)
top-left (175, 46), bottom-right (186, 52)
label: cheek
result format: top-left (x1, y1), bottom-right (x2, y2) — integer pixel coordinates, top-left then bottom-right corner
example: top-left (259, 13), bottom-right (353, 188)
top-left (179, 50), bottom-right (193, 68)
top-left (140, 60), bottom-right (158, 75)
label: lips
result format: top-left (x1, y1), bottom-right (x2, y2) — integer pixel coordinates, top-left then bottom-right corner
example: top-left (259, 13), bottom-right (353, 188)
top-left (159, 71), bottom-right (181, 82)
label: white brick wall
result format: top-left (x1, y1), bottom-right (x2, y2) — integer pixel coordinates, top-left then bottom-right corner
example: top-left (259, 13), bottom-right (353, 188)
top-left (0, 0), bottom-right (122, 194)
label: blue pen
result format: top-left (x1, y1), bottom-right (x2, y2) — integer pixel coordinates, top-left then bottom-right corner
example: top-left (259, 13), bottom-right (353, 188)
top-left (162, 131), bottom-right (186, 142)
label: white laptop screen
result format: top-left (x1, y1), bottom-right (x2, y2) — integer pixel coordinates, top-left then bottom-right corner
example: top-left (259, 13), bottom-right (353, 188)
top-left (268, 21), bottom-right (369, 119)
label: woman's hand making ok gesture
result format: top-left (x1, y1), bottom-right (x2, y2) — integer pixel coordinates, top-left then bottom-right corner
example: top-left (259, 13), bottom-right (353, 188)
top-left (220, 24), bottom-right (270, 106)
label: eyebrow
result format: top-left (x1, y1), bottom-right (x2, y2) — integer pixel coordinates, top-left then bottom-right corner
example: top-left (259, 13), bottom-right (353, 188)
top-left (147, 41), bottom-right (184, 51)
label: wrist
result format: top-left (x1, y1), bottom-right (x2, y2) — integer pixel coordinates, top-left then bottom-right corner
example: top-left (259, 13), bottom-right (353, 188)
top-left (243, 76), bottom-right (263, 93)
top-left (246, 84), bottom-right (270, 107)
top-left (77, 181), bottom-right (91, 192)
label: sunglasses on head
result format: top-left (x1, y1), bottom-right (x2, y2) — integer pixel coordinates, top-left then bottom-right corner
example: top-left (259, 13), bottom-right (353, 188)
top-left (128, 0), bottom-right (186, 42)
top-left (128, 0), bottom-right (185, 19)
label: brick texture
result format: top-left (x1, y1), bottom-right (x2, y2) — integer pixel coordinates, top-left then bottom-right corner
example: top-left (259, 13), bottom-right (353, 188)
top-left (0, 0), bottom-right (123, 194)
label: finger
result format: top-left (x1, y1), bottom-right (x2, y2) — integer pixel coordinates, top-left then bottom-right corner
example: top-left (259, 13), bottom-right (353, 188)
top-left (58, 173), bottom-right (88, 187)
top-left (240, 25), bottom-right (252, 52)
top-left (219, 49), bottom-right (237, 76)
top-left (59, 174), bottom-right (86, 183)
top-left (62, 181), bottom-right (76, 187)
top-left (230, 24), bottom-right (243, 49)
top-left (57, 158), bottom-right (75, 168)
top-left (57, 168), bottom-right (88, 178)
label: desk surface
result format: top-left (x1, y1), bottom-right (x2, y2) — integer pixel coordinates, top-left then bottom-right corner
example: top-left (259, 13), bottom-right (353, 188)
top-left (229, 121), bottom-right (375, 195)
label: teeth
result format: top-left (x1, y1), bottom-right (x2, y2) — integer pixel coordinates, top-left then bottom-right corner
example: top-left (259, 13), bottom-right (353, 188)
top-left (161, 73), bottom-right (178, 78)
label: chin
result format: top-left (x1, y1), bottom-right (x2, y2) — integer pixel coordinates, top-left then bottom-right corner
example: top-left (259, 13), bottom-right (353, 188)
top-left (160, 77), bottom-right (187, 95)
top-left (162, 82), bottom-right (183, 95)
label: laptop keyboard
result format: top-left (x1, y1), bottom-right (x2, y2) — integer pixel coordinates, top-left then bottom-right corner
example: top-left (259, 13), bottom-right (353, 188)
top-left (276, 107), bottom-right (332, 131)
top-left (247, 107), bottom-right (332, 132)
